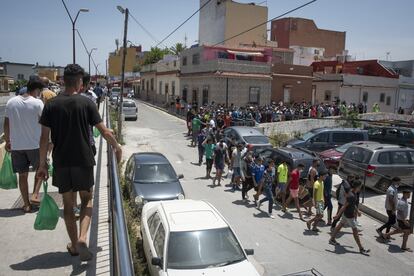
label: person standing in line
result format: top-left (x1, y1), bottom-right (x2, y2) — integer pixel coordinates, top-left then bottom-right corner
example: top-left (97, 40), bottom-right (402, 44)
top-left (37, 64), bottom-right (122, 261)
top-left (252, 157), bottom-right (265, 204)
top-left (212, 140), bottom-right (227, 186)
top-left (257, 160), bottom-right (276, 219)
top-left (331, 175), bottom-right (353, 231)
top-left (197, 130), bottom-right (206, 166)
top-left (283, 163), bottom-right (305, 220)
top-left (329, 181), bottom-right (370, 254)
top-left (276, 160), bottom-right (289, 212)
top-left (376, 177), bottom-right (400, 239)
top-left (383, 188), bottom-right (412, 252)
top-left (241, 152), bottom-right (255, 201)
top-left (324, 166), bottom-right (335, 225)
top-left (306, 171), bottom-right (327, 232)
top-left (202, 138), bottom-right (215, 179)
top-left (4, 75), bottom-right (45, 211)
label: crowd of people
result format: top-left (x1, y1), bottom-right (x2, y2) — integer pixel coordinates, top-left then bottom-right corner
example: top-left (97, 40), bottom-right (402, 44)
top-left (186, 117), bottom-right (412, 254)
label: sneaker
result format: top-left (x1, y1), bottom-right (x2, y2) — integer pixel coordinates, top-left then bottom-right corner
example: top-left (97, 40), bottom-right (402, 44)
top-left (329, 239), bottom-right (340, 246)
top-left (73, 207), bottom-right (81, 218)
top-left (359, 248), bottom-right (370, 254)
top-left (306, 221), bottom-right (311, 230)
top-left (269, 213), bottom-right (275, 219)
top-left (376, 229), bottom-right (383, 237)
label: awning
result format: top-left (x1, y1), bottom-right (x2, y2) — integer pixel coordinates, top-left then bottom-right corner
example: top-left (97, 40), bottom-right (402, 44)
top-left (227, 50), bottom-right (264, 57)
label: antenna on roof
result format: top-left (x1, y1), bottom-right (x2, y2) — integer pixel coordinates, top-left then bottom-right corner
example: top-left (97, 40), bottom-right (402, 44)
top-left (386, 51), bottom-right (391, 61)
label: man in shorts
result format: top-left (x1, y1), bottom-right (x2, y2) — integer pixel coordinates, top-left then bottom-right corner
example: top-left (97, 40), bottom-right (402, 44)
top-left (306, 159), bottom-right (319, 215)
top-left (241, 152), bottom-right (255, 201)
top-left (376, 177), bottom-right (400, 238)
top-left (213, 140), bottom-right (227, 186)
top-left (329, 180), bottom-right (370, 254)
top-left (230, 143), bottom-right (243, 192)
top-left (284, 163), bottom-right (305, 220)
top-left (4, 75), bottom-right (44, 212)
top-left (37, 64), bottom-right (122, 261)
top-left (383, 188), bottom-right (412, 252)
top-left (306, 171), bottom-right (327, 232)
top-left (202, 138), bottom-right (215, 179)
top-left (276, 160), bottom-right (289, 211)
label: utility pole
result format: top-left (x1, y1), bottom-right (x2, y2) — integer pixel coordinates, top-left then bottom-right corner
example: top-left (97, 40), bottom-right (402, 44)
top-left (117, 6), bottom-right (129, 141)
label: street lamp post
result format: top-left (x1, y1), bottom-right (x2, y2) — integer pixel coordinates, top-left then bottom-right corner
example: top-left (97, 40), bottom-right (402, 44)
top-left (95, 64), bottom-right (100, 77)
top-left (117, 5), bottom-right (129, 141)
top-left (61, 0), bottom-right (89, 64)
top-left (88, 48), bottom-right (97, 76)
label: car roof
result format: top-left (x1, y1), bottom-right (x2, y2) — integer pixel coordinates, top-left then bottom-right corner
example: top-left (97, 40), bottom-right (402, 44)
top-left (276, 147), bottom-right (316, 159)
top-left (229, 126), bottom-right (263, 136)
top-left (310, 127), bottom-right (367, 133)
top-left (350, 143), bottom-right (411, 151)
top-left (134, 152), bottom-right (170, 164)
top-left (160, 200), bottom-right (228, 232)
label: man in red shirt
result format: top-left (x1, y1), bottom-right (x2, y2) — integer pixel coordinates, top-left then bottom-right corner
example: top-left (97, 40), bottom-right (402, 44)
top-left (283, 163), bottom-right (305, 220)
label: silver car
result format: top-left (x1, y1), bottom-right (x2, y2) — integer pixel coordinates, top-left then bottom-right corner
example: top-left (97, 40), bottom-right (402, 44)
top-left (122, 100), bottom-right (138, 121)
top-left (223, 126), bottom-right (272, 152)
top-left (338, 143), bottom-right (414, 193)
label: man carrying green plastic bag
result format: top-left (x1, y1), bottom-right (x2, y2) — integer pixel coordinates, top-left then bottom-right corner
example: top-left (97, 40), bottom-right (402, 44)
top-left (34, 181), bottom-right (59, 230)
top-left (0, 152), bottom-right (18, 189)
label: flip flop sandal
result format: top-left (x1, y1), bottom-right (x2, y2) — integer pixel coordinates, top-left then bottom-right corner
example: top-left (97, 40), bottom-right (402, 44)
top-left (22, 206), bottom-right (32, 213)
top-left (402, 248), bottom-right (413, 252)
top-left (30, 199), bottom-right (41, 206)
top-left (67, 244), bottom-right (79, 256)
top-left (77, 242), bottom-right (93, 261)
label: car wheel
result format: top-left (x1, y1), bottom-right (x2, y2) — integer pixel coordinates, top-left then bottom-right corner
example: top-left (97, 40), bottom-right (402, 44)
top-left (376, 178), bottom-right (391, 193)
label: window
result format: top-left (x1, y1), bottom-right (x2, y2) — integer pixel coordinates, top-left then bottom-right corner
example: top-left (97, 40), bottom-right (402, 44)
top-left (146, 80), bottom-right (149, 91)
top-left (386, 96), bottom-right (391, 106)
top-left (409, 151), bottom-right (414, 162)
top-left (332, 132), bottom-right (364, 143)
top-left (148, 212), bottom-right (161, 239)
top-left (312, 133), bottom-right (329, 143)
top-left (172, 81), bottom-right (175, 96)
top-left (202, 85), bottom-right (209, 105)
top-left (173, 60), bottom-right (177, 67)
top-left (182, 86), bottom-right (188, 102)
top-left (380, 93), bottom-right (385, 103)
top-left (324, 90), bottom-right (332, 101)
top-left (159, 81), bottom-right (162, 94)
top-left (17, 74), bottom-right (24, 80)
top-left (343, 147), bottom-right (372, 163)
top-left (153, 223), bottom-right (166, 258)
top-left (165, 83), bottom-right (169, 95)
top-left (249, 87), bottom-right (260, 104)
top-left (192, 54), bottom-right (200, 65)
top-left (150, 78), bottom-right (154, 90)
top-left (378, 152), bottom-right (391, 164)
top-left (141, 79), bottom-right (145, 90)
top-left (182, 56), bottom-right (187, 66)
top-left (125, 157), bottom-right (134, 180)
top-left (362, 92), bottom-right (368, 103)
top-left (314, 49), bottom-right (320, 55)
top-left (391, 151), bottom-right (410, 164)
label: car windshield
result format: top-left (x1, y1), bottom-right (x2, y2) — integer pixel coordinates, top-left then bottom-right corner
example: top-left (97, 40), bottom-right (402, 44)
top-left (123, 102), bottom-right (136, 108)
top-left (336, 143), bottom-right (353, 153)
top-left (243, 135), bottom-right (269, 144)
top-left (134, 164), bottom-right (177, 183)
top-left (301, 131), bottom-right (316, 141)
top-left (167, 228), bottom-right (245, 269)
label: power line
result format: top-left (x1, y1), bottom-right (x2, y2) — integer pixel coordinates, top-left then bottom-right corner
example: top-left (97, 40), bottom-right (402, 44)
top-left (155, 0), bottom-right (213, 48)
top-left (129, 12), bottom-right (165, 48)
top-left (213, 0), bottom-right (317, 46)
top-left (76, 29), bottom-right (101, 75)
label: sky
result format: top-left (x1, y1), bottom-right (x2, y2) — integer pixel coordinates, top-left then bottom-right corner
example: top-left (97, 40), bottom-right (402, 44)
top-left (0, 0), bottom-right (413, 73)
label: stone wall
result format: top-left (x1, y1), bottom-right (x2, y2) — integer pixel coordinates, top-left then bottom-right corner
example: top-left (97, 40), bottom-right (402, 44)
top-left (259, 112), bottom-right (414, 137)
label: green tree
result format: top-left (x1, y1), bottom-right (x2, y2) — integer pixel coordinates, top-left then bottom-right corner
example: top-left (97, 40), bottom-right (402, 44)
top-left (143, 47), bottom-right (170, 65)
top-left (10, 79), bottom-right (27, 92)
top-left (169, 42), bottom-right (187, 56)
top-left (132, 64), bottom-right (141, 72)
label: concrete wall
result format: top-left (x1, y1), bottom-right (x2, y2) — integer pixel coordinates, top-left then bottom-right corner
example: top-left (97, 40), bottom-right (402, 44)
top-left (156, 73), bottom-right (180, 104)
top-left (260, 112), bottom-right (414, 137)
top-left (199, 0), bottom-right (226, 46)
top-left (2, 63), bottom-right (34, 81)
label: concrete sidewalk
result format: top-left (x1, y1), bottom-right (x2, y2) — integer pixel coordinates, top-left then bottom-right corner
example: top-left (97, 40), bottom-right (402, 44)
top-left (138, 98), bottom-right (412, 225)
top-left (0, 105), bottom-right (111, 276)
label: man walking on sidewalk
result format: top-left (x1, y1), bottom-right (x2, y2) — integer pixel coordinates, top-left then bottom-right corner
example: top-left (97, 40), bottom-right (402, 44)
top-left (376, 177), bottom-right (400, 239)
top-left (37, 64), bottom-right (122, 261)
top-left (4, 75), bottom-right (44, 212)
top-left (306, 171), bottom-right (327, 232)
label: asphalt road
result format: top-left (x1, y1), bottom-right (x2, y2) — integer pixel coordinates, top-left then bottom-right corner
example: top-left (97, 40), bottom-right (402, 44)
top-left (121, 101), bottom-right (414, 276)
top-left (0, 104), bottom-right (6, 134)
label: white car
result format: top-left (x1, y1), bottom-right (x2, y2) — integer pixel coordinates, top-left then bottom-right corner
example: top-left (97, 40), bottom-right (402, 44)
top-left (122, 100), bottom-right (138, 121)
top-left (141, 200), bottom-right (260, 276)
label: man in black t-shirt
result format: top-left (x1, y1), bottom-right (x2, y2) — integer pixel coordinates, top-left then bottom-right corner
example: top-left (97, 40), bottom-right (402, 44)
top-left (37, 64), bottom-right (122, 261)
top-left (329, 180), bottom-right (370, 254)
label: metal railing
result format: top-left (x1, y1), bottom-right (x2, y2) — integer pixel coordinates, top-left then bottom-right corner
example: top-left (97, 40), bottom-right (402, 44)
top-left (106, 100), bottom-right (135, 276)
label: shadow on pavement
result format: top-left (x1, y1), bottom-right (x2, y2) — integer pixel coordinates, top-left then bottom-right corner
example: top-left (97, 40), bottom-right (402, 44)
top-left (387, 243), bottom-right (405, 253)
top-left (232, 200), bottom-right (256, 209)
top-left (325, 245), bottom-right (366, 256)
top-left (0, 208), bottom-right (25, 218)
top-left (10, 251), bottom-right (88, 275)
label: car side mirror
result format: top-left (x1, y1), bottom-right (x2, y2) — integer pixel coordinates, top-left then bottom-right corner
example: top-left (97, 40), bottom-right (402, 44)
top-left (178, 174), bottom-right (184, 179)
top-left (244, 249), bottom-right (254, 255)
top-left (151, 257), bottom-right (163, 268)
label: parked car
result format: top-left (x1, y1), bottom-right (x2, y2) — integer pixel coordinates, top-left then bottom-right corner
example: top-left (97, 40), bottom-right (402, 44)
top-left (122, 100), bottom-right (138, 121)
top-left (141, 199), bottom-right (259, 276)
top-left (367, 126), bottom-right (414, 148)
top-left (286, 128), bottom-right (369, 152)
top-left (223, 126), bottom-right (272, 152)
top-left (319, 141), bottom-right (379, 168)
top-left (110, 87), bottom-right (121, 97)
top-left (124, 153), bottom-right (185, 209)
top-left (255, 147), bottom-right (326, 179)
top-left (338, 143), bottom-right (414, 193)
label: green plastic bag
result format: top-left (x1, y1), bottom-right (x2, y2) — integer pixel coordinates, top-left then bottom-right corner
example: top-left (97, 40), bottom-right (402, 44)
top-left (93, 127), bottom-right (100, 138)
top-left (34, 182), bottom-right (59, 231)
top-left (48, 163), bottom-right (53, 177)
top-left (0, 152), bottom-right (18, 189)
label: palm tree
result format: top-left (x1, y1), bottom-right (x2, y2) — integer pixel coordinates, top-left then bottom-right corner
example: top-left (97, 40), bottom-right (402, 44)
top-left (169, 43), bottom-right (187, 56)
top-left (143, 47), bottom-right (170, 65)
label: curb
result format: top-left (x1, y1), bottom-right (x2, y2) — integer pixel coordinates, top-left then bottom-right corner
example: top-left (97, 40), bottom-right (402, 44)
top-left (140, 98), bottom-right (391, 225)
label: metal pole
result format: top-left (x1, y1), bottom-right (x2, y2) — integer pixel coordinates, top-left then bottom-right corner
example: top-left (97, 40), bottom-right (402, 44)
top-left (72, 23), bottom-right (76, 64)
top-left (225, 77), bottom-right (229, 108)
top-left (118, 8), bottom-right (128, 141)
top-left (88, 52), bottom-right (91, 75)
